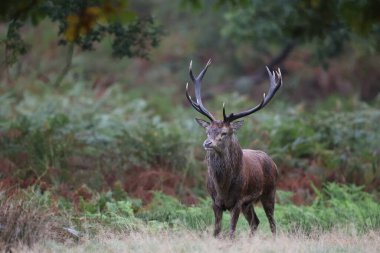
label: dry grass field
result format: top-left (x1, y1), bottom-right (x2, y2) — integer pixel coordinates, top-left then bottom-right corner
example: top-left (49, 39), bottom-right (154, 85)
top-left (13, 229), bottom-right (380, 253)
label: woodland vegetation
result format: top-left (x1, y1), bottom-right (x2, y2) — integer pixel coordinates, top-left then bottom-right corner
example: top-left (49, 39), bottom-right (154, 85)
top-left (0, 0), bottom-right (379, 252)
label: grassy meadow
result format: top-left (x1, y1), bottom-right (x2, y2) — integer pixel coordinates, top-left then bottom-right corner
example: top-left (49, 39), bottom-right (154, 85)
top-left (21, 230), bottom-right (380, 253)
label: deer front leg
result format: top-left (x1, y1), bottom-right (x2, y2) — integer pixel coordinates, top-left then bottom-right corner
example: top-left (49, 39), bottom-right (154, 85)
top-left (229, 206), bottom-right (240, 239)
top-left (212, 204), bottom-right (223, 237)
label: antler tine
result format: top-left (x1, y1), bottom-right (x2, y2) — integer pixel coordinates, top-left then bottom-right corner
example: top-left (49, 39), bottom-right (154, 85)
top-left (262, 66), bottom-right (282, 107)
top-left (223, 66), bottom-right (282, 122)
top-left (186, 82), bottom-right (203, 114)
top-left (189, 60), bottom-right (195, 82)
top-left (189, 59), bottom-right (211, 84)
top-left (223, 102), bottom-right (226, 120)
top-left (186, 60), bottom-right (215, 121)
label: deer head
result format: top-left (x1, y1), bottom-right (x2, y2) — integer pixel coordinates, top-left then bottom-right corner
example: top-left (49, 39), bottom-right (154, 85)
top-left (186, 60), bottom-right (282, 152)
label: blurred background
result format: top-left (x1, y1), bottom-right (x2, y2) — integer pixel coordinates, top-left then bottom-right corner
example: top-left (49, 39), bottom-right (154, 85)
top-left (0, 0), bottom-right (379, 207)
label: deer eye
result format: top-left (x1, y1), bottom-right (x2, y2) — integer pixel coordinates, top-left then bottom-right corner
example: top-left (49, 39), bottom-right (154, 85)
top-left (221, 132), bottom-right (228, 137)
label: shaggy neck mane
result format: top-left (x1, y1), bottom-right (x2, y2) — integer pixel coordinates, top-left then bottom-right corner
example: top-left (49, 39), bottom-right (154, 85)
top-left (206, 135), bottom-right (243, 180)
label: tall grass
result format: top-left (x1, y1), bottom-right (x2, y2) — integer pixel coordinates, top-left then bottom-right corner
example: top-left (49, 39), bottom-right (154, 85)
top-left (20, 227), bottom-right (380, 253)
top-left (1, 184), bottom-right (379, 250)
top-left (0, 190), bottom-right (55, 250)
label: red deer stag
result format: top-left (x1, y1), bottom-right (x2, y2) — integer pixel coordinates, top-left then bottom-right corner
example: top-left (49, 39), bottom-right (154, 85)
top-left (185, 60), bottom-right (282, 238)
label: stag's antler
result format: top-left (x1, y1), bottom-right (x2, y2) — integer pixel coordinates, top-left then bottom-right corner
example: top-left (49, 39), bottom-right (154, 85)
top-left (185, 59), bottom-right (216, 121)
top-left (223, 67), bottom-right (282, 122)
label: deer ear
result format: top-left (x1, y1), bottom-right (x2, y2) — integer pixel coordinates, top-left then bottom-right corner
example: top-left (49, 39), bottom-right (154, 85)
top-left (195, 118), bottom-right (210, 128)
top-left (231, 120), bottom-right (244, 132)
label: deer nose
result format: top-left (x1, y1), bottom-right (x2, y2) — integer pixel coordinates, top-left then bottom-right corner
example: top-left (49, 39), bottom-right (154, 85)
top-left (203, 139), bottom-right (213, 149)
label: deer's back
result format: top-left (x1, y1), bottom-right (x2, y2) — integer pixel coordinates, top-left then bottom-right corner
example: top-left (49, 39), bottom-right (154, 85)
top-left (241, 149), bottom-right (278, 196)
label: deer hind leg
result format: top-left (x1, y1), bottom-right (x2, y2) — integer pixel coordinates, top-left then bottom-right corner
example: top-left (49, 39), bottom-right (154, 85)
top-left (261, 190), bottom-right (276, 235)
top-left (212, 204), bottom-right (223, 237)
top-left (242, 203), bottom-right (260, 235)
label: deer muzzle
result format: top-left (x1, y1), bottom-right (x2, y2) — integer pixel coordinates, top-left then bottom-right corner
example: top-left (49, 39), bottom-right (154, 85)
top-left (203, 139), bottom-right (214, 150)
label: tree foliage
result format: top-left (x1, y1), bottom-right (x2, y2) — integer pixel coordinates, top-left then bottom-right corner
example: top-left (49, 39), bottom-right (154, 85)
top-left (226, 1), bottom-right (379, 59)
top-left (185, 0), bottom-right (380, 63)
top-left (1, 0), bottom-right (162, 66)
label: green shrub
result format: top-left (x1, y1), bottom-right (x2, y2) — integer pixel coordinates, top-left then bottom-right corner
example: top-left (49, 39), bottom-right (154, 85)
top-left (276, 183), bottom-right (380, 234)
top-left (138, 184), bottom-right (380, 234)
top-left (1, 83), bottom-right (379, 200)
top-left (0, 85), bottom-right (202, 191)
top-left (261, 108), bottom-right (380, 185)
top-left (138, 192), bottom-right (213, 230)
